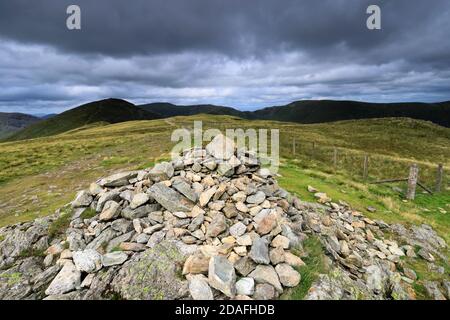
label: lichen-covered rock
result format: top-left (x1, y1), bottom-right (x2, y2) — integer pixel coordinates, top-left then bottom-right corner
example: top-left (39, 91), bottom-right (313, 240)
top-left (112, 240), bottom-right (188, 300)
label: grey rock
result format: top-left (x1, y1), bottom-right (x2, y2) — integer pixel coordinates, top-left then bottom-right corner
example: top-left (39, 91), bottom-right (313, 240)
top-left (443, 280), bottom-right (450, 300)
top-left (143, 224), bottom-right (164, 235)
top-left (73, 249), bottom-right (102, 273)
top-left (98, 171), bottom-right (137, 187)
top-left (403, 268), bottom-right (417, 280)
top-left (253, 283), bottom-right (276, 300)
top-left (106, 231), bottom-right (135, 252)
top-left (172, 177), bottom-right (198, 202)
top-left (275, 263), bottom-right (300, 287)
top-left (85, 227), bottom-right (118, 251)
top-left (148, 182), bottom-right (195, 212)
top-left (45, 262), bottom-right (81, 296)
top-left (99, 200), bottom-right (121, 221)
top-left (135, 233), bottom-right (150, 244)
top-left (148, 211), bottom-right (164, 224)
top-left (111, 219), bottom-right (133, 234)
top-left (424, 281), bottom-right (446, 300)
top-left (217, 162), bottom-right (234, 176)
top-left (122, 204), bottom-right (161, 220)
top-left (223, 203), bottom-right (238, 218)
top-left (72, 190), bottom-right (93, 208)
top-left (365, 265), bottom-right (386, 294)
top-left (208, 255), bottom-right (236, 297)
top-left (96, 190), bottom-right (120, 212)
top-left (234, 256), bottom-right (257, 276)
top-left (147, 230), bottom-right (166, 248)
top-left (32, 265), bottom-right (61, 291)
top-left (246, 191), bottom-right (266, 205)
top-left (119, 189), bottom-right (134, 202)
top-left (188, 275), bottom-right (214, 300)
top-left (130, 193), bottom-right (150, 209)
top-left (101, 252), bottom-right (128, 267)
top-left (418, 248), bottom-right (435, 262)
top-left (230, 222), bottom-right (247, 238)
top-left (206, 214), bottom-right (227, 238)
top-left (188, 213), bottom-right (205, 232)
top-left (248, 265), bottom-right (283, 293)
top-left (249, 238), bottom-right (270, 264)
top-left (269, 246), bottom-right (285, 265)
top-left (199, 186), bottom-right (217, 207)
top-left (89, 182), bottom-right (103, 196)
top-left (236, 277), bottom-right (255, 296)
top-left (206, 134), bottom-right (235, 160)
top-left (147, 162), bottom-right (174, 182)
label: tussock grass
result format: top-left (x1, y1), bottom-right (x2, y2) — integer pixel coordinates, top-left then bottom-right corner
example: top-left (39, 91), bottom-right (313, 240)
top-left (0, 114), bottom-right (448, 235)
top-left (281, 236), bottom-right (328, 300)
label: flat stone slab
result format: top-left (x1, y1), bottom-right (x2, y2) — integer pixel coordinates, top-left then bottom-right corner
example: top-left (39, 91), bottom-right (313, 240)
top-left (148, 182), bottom-right (195, 212)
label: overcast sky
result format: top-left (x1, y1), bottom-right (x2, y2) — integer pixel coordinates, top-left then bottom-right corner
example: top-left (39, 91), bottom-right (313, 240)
top-left (0, 0), bottom-right (449, 114)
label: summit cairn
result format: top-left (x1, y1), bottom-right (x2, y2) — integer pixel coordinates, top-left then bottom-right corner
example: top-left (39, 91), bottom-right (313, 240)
top-left (0, 134), bottom-right (447, 300)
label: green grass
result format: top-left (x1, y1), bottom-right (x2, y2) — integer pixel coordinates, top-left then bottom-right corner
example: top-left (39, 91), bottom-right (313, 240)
top-left (281, 236), bottom-right (328, 300)
top-left (18, 248), bottom-right (46, 258)
top-left (0, 114), bottom-right (448, 241)
top-left (0, 272), bottom-right (22, 285)
top-left (79, 207), bottom-right (97, 220)
top-left (48, 207), bottom-right (72, 239)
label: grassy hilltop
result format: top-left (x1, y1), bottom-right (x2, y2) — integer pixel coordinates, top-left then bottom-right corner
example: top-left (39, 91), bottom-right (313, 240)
top-left (0, 114), bottom-right (449, 299)
top-left (0, 114), bottom-right (448, 227)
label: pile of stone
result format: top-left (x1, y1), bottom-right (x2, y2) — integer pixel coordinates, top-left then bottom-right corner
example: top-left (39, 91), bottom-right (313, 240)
top-left (298, 189), bottom-right (449, 300)
top-left (36, 135), bottom-right (307, 300)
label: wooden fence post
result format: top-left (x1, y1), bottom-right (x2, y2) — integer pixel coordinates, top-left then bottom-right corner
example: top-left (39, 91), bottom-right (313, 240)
top-left (435, 163), bottom-right (443, 193)
top-left (333, 148), bottom-right (338, 171)
top-left (406, 163), bottom-right (419, 200)
top-left (312, 142), bottom-right (316, 158)
top-left (292, 138), bottom-right (296, 155)
top-left (363, 154), bottom-right (369, 180)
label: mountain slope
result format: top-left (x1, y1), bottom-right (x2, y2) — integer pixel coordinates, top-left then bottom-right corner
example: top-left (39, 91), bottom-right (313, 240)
top-left (139, 102), bottom-right (244, 118)
top-left (140, 100), bottom-right (450, 127)
top-left (5, 99), bottom-right (161, 141)
top-left (251, 100), bottom-right (450, 127)
top-left (0, 112), bottom-right (41, 139)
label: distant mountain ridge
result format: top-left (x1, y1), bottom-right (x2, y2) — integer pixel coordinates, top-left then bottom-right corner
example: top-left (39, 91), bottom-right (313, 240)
top-left (0, 112), bottom-right (40, 139)
top-left (5, 99), bottom-right (161, 141)
top-left (139, 102), bottom-right (244, 118)
top-left (249, 100), bottom-right (450, 126)
top-left (140, 100), bottom-right (450, 127)
top-left (3, 98), bottom-right (449, 142)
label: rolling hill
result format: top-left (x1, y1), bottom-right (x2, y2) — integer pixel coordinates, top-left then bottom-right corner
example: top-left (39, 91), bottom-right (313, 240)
top-left (251, 100), bottom-right (450, 127)
top-left (5, 98), bottom-right (161, 141)
top-left (139, 102), bottom-right (244, 117)
top-left (140, 100), bottom-right (450, 127)
top-left (0, 112), bottom-right (41, 139)
top-left (5, 98), bottom-right (450, 142)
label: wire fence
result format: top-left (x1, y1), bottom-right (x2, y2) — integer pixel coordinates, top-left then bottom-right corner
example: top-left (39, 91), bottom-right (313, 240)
top-left (280, 136), bottom-right (448, 194)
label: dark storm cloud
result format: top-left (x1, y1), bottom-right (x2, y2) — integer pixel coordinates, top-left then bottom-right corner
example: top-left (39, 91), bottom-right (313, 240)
top-left (0, 0), bottom-right (449, 113)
